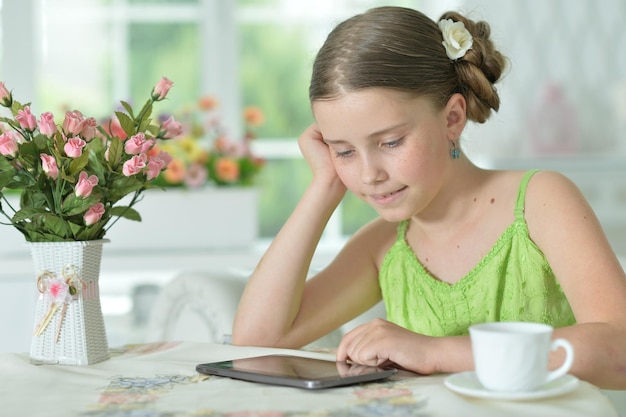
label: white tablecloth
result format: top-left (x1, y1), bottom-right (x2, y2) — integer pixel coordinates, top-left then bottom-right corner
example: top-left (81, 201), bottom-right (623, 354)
top-left (0, 341), bottom-right (618, 417)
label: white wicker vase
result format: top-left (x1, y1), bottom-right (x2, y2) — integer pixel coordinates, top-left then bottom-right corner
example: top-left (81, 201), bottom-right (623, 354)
top-left (29, 240), bottom-right (110, 365)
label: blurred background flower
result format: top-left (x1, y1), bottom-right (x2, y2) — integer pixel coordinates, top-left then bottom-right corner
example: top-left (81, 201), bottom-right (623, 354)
top-left (154, 96), bottom-right (265, 188)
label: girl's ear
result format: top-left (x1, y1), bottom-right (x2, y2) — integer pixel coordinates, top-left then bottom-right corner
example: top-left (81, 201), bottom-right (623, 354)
top-left (445, 93), bottom-right (467, 140)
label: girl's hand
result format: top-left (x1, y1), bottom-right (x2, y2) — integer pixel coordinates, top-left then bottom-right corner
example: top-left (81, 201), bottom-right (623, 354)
top-left (336, 319), bottom-right (438, 374)
top-left (298, 123), bottom-right (342, 185)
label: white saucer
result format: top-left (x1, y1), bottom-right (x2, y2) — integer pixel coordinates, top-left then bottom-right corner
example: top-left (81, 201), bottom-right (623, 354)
top-left (444, 372), bottom-right (579, 401)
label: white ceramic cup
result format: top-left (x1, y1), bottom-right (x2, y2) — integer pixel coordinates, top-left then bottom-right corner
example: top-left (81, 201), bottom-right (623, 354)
top-left (469, 322), bottom-right (575, 392)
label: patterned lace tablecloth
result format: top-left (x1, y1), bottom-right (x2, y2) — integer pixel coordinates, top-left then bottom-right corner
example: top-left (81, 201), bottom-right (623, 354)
top-left (0, 341), bottom-right (618, 417)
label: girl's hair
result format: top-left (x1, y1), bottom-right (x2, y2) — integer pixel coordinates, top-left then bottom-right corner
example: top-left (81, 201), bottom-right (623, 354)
top-left (309, 7), bottom-right (507, 123)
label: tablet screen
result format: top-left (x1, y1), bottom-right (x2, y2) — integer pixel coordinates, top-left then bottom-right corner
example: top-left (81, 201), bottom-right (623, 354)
top-left (196, 354), bottom-right (397, 389)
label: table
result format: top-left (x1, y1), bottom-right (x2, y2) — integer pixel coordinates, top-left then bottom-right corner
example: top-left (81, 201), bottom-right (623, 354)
top-left (0, 341), bottom-right (618, 417)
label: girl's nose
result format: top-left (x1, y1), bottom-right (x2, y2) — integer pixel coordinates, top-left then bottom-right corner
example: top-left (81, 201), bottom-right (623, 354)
top-left (360, 155), bottom-right (387, 185)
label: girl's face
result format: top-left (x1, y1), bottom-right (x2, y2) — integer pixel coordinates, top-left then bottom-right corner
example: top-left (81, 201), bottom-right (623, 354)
top-left (313, 88), bottom-right (462, 222)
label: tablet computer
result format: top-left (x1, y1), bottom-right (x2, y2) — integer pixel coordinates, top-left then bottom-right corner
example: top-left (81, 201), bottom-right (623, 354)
top-left (195, 354), bottom-right (398, 390)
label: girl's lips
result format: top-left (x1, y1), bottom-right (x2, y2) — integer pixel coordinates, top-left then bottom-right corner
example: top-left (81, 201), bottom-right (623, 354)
top-left (369, 186), bottom-right (408, 205)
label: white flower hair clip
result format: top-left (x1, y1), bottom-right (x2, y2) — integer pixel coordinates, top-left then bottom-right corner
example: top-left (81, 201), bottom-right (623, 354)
top-left (438, 18), bottom-right (473, 60)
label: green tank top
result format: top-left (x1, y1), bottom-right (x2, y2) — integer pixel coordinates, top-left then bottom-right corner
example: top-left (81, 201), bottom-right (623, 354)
top-left (378, 170), bottom-right (575, 337)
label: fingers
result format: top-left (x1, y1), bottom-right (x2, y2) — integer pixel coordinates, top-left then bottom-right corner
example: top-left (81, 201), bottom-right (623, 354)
top-left (336, 319), bottom-right (393, 367)
top-left (297, 124), bottom-right (345, 192)
top-left (297, 123), bottom-right (324, 151)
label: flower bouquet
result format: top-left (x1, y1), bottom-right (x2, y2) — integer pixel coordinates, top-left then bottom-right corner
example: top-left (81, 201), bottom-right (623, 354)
top-left (0, 77), bottom-right (176, 242)
top-left (0, 77), bottom-right (177, 365)
top-left (154, 96), bottom-right (265, 188)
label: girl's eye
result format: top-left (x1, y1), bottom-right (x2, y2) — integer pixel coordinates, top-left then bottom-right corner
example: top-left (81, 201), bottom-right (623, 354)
top-left (383, 138), bottom-right (404, 149)
top-left (335, 149), bottom-right (354, 158)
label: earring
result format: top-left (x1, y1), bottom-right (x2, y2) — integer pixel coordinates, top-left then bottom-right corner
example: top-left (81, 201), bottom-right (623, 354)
top-left (450, 140), bottom-right (461, 159)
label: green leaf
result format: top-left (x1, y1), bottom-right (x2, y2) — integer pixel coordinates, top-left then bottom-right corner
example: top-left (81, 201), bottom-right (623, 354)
top-left (68, 149), bottom-right (89, 176)
top-left (120, 101), bottom-right (135, 119)
top-left (138, 117), bottom-right (153, 133)
top-left (36, 213), bottom-right (71, 238)
top-left (108, 175), bottom-right (144, 201)
top-left (146, 124), bottom-right (160, 136)
top-left (88, 149), bottom-right (107, 182)
top-left (10, 100), bottom-right (26, 115)
top-left (107, 137), bottom-right (124, 169)
top-left (21, 187), bottom-right (48, 209)
top-left (0, 156), bottom-right (16, 189)
top-left (54, 131), bottom-right (65, 153)
top-left (96, 125), bottom-right (111, 140)
top-left (24, 229), bottom-right (71, 243)
top-left (11, 207), bottom-right (45, 222)
top-left (61, 193), bottom-right (98, 216)
top-left (115, 111), bottom-right (136, 138)
top-left (137, 99), bottom-right (153, 122)
top-left (110, 205), bottom-right (141, 222)
top-left (11, 210), bottom-right (70, 239)
top-left (75, 219), bottom-right (108, 240)
top-left (33, 134), bottom-right (53, 150)
top-left (17, 141), bottom-right (39, 164)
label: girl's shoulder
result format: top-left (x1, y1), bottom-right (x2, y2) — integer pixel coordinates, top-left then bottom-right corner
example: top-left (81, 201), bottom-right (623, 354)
top-left (521, 169), bottom-right (585, 213)
top-left (521, 169), bottom-right (591, 227)
top-left (482, 169), bottom-right (576, 205)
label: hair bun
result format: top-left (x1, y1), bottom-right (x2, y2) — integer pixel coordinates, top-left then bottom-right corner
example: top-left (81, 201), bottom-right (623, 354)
top-left (439, 11), bottom-right (507, 123)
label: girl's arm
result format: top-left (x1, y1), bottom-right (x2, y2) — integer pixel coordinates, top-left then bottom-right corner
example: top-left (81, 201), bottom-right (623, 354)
top-left (232, 124), bottom-right (385, 348)
top-left (525, 171), bottom-right (626, 389)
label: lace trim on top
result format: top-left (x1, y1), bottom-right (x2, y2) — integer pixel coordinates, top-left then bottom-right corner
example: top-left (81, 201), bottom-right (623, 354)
top-left (378, 170), bottom-right (575, 336)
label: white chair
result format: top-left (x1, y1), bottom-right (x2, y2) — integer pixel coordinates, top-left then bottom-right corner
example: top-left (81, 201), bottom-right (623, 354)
top-left (145, 270), bottom-right (248, 344)
top-left (145, 269), bottom-right (387, 347)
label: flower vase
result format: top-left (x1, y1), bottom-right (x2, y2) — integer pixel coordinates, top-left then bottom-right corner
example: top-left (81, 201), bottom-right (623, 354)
top-left (29, 240), bottom-right (110, 365)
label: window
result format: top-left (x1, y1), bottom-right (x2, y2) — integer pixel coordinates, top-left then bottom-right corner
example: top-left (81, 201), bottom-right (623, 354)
top-left (236, 0), bottom-right (427, 238)
top-left (2, 0), bottom-right (430, 242)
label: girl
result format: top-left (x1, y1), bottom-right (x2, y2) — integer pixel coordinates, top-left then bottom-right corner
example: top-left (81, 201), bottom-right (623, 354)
top-left (232, 6), bottom-right (626, 389)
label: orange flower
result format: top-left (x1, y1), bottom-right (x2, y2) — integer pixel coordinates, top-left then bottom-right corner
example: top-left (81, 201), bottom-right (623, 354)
top-left (243, 106), bottom-right (264, 127)
top-left (198, 96), bottom-right (219, 111)
top-left (163, 158), bottom-right (186, 184)
top-left (214, 157), bottom-right (240, 183)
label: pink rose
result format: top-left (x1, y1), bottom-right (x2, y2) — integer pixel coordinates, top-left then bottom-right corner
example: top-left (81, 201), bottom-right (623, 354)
top-left (63, 110), bottom-right (86, 136)
top-left (40, 153), bottom-right (59, 179)
top-left (75, 171), bottom-right (99, 198)
top-left (16, 106), bottom-right (37, 131)
top-left (155, 149), bottom-right (173, 166)
top-left (122, 154), bottom-right (147, 176)
top-left (0, 82), bottom-right (12, 107)
top-left (64, 137), bottom-right (86, 158)
top-left (84, 202), bottom-right (105, 226)
top-left (160, 116), bottom-right (183, 139)
top-left (81, 117), bottom-right (97, 141)
top-left (38, 112), bottom-right (57, 137)
top-left (0, 132), bottom-right (18, 157)
top-left (152, 77), bottom-right (173, 101)
top-left (124, 132), bottom-right (154, 155)
top-left (145, 152), bottom-right (169, 180)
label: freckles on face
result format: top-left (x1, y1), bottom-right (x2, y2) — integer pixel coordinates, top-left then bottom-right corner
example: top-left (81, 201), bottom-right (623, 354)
top-left (313, 89), bottom-right (447, 180)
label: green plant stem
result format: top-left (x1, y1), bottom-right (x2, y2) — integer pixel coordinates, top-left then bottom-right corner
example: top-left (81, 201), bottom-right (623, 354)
top-left (0, 209), bottom-right (14, 225)
top-left (0, 194), bottom-right (19, 227)
top-left (0, 192), bottom-right (16, 213)
top-left (103, 189), bottom-right (143, 233)
top-left (135, 98), bottom-right (157, 131)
